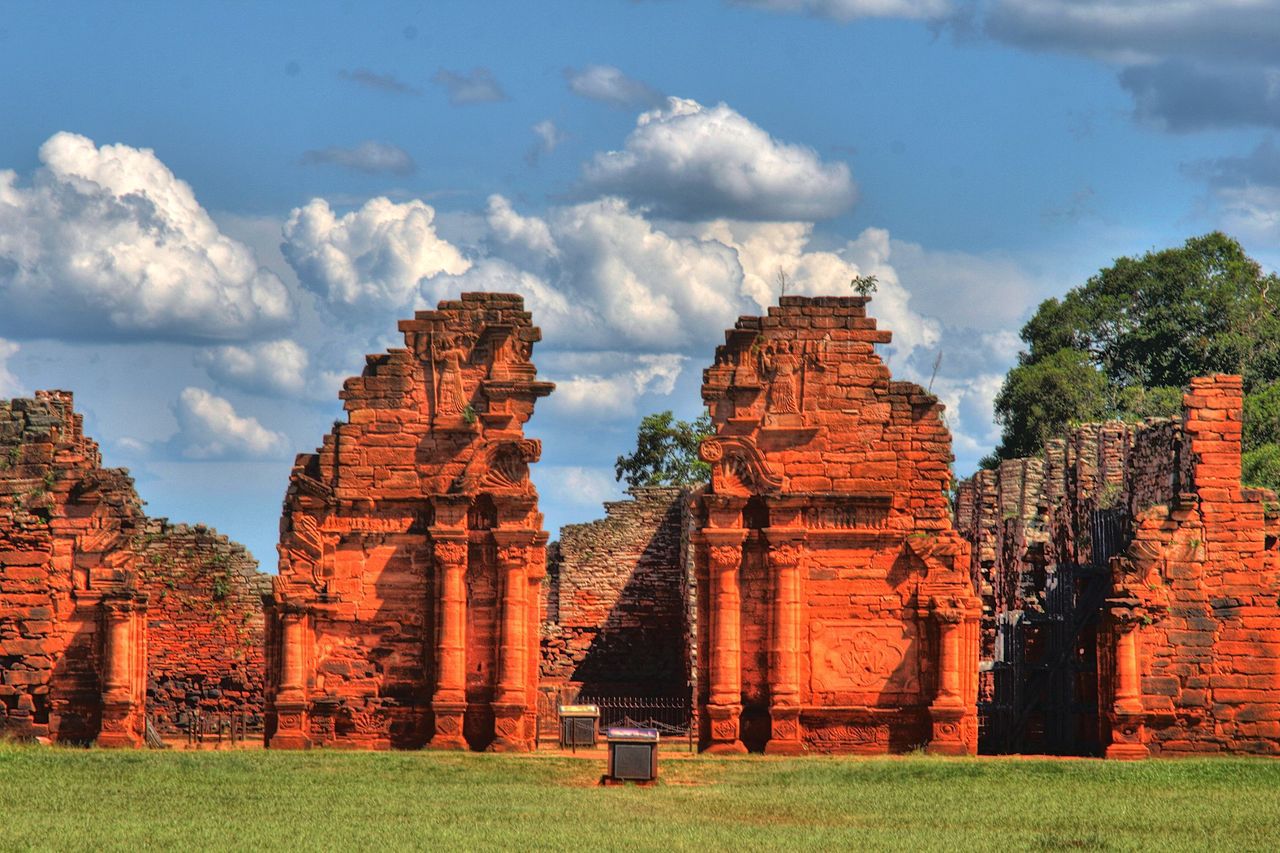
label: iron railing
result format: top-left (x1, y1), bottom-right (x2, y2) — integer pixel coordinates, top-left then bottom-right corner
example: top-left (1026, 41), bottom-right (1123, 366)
top-left (576, 696), bottom-right (695, 751)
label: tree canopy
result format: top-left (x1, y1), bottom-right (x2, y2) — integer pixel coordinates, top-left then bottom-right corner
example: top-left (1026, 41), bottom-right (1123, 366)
top-left (614, 410), bottom-right (714, 487)
top-left (989, 232), bottom-right (1280, 490)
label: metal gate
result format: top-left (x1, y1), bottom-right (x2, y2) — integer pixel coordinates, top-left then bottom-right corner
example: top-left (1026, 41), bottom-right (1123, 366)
top-left (979, 510), bottom-right (1124, 755)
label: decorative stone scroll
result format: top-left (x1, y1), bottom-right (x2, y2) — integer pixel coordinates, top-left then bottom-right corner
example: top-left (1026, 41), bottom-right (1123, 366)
top-left (810, 620), bottom-right (918, 695)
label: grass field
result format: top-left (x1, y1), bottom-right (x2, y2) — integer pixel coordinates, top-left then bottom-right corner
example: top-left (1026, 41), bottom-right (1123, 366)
top-left (2, 744), bottom-right (1279, 851)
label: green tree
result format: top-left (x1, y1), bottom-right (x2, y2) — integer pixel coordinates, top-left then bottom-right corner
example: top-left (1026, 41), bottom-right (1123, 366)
top-left (614, 410), bottom-right (714, 487)
top-left (992, 233), bottom-right (1280, 460)
top-left (1243, 444), bottom-right (1280, 492)
top-left (1244, 381), bottom-right (1280, 450)
top-left (992, 349), bottom-right (1109, 458)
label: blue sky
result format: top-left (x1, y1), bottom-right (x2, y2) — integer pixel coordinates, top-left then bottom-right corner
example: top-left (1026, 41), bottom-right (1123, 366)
top-left (2, 1), bottom-right (1279, 566)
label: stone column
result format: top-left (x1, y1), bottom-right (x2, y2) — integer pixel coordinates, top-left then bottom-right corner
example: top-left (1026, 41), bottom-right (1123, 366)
top-left (704, 529), bottom-right (748, 754)
top-left (270, 605), bottom-right (311, 749)
top-left (429, 534), bottom-right (469, 749)
top-left (98, 596), bottom-right (144, 748)
top-left (926, 596), bottom-right (967, 755)
top-left (764, 529), bottom-right (804, 755)
top-left (1105, 616), bottom-right (1149, 759)
top-left (525, 535), bottom-right (548, 748)
top-left (491, 531), bottom-right (533, 752)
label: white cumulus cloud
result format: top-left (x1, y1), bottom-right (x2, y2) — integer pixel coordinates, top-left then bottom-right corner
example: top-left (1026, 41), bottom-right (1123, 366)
top-left (564, 65), bottom-right (664, 109)
top-left (534, 465), bottom-right (623, 509)
top-left (430, 196), bottom-right (746, 351)
top-left (545, 352), bottom-right (687, 418)
top-left (0, 132), bottom-right (291, 341)
top-left (582, 97), bottom-right (856, 221)
top-left (198, 339), bottom-right (310, 397)
top-left (432, 67), bottom-right (508, 105)
top-left (734, 0), bottom-right (953, 22)
top-left (0, 339), bottom-right (22, 398)
top-left (281, 196), bottom-right (470, 322)
top-left (172, 387), bottom-right (289, 459)
top-left (526, 119), bottom-right (568, 166)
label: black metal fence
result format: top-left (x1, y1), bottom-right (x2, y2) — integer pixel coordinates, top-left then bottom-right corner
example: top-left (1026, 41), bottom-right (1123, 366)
top-left (576, 696), bottom-right (696, 751)
top-left (182, 710), bottom-right (255, 747)
top-left (978, 509), bottom-right (1123, 756)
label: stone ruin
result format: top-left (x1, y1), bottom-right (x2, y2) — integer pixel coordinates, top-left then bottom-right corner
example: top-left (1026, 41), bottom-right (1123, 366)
top-left (0, 392), bottom-right (267, 746)
top-left (540, 486), bottom-right (696, 708)
top-left (5, 292), bottom-right (1280, 760)
top-left (268, 292), bottom-right (552, 751)
top-left (957, 375), bottom-right (1280, 756)
top-left (694, 296), bottom-right (980, 754)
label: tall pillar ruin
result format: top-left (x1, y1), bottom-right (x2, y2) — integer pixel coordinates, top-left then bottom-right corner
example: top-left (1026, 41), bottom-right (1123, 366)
top-left (696, 296), bottom-right (980, 754)
top-left (268, 293), bottom-right (553, 751)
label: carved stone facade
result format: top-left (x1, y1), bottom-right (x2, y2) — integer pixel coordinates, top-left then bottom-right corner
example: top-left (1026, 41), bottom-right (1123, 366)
top-left (695, 296), bottom-right (981, 755)
top-left (268, 293), bottom-right (553, 751)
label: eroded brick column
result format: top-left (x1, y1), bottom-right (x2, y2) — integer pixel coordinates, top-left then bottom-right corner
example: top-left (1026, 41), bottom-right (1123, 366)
top-left (270, 605), bottom-right (311, 749)
top-left (765, 528), bottom-right (804, 755)
top-left (704, 527), bottom-right (748, 754)
top-left (926, 595), bottom-right (968, 755)
top-left (1105, 613), bottom-right (1149, 759)
top-left (491, 529), bottom-right (534, 751)
top-left (97, 595), bottom-right (146, 748)
top-left (430, 534), bottom-right (469, 749)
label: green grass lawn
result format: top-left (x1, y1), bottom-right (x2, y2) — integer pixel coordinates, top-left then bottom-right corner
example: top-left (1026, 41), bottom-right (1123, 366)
top-left (1, 744), bottom-right (1279, 852)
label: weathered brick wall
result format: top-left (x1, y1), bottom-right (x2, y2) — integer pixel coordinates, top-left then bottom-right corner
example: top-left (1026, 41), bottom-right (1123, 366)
top-left (270, 293), bottom-right (553, 752)
top-left (133, 520), bottom-right (269, 733)
top-left (1, 392), bottom-right (148, 744)
top-left (696, 296), bottom-right (981, 756)
top-left (957, 376), bottom-right (1280, 756)
top-left (540, 486), bottom-right (692, 700)
top-left (1, 392), bottom-right (268, 745)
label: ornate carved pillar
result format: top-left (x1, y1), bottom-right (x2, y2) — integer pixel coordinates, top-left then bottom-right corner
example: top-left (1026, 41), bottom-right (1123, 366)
top-left (704, 528), bottom-right (748, 754)
top-left (98, 594), bottom-right (146, 748)
top-left (1105, 614), bottom-right (1150, 760)
top-left (926, 595), bottom-right (968, 755)
top-left (524, 533), bottom-right (549, 747)
top-left (429, 532), bottom-right (469, 749)
top-left (270, 604), bottom-right (311, 749)
top-left (491, 529), bottom-right (535, 752)
top-left (764, 528), bottom-right (805, 755)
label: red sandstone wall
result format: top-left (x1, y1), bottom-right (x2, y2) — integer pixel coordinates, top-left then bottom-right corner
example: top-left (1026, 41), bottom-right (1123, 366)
top-left (0, 392), bottom-right (148, 744)
top-left (134, 521), bottom-right (269, 734)
top-left (696, 296), bottom-right (980, 756)
top-left (540, 486), bottom-right (692, 707)
top-left (1, 392), bottom-right (267, 746)
top-left (270, 292), bottom-right (553, 752)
